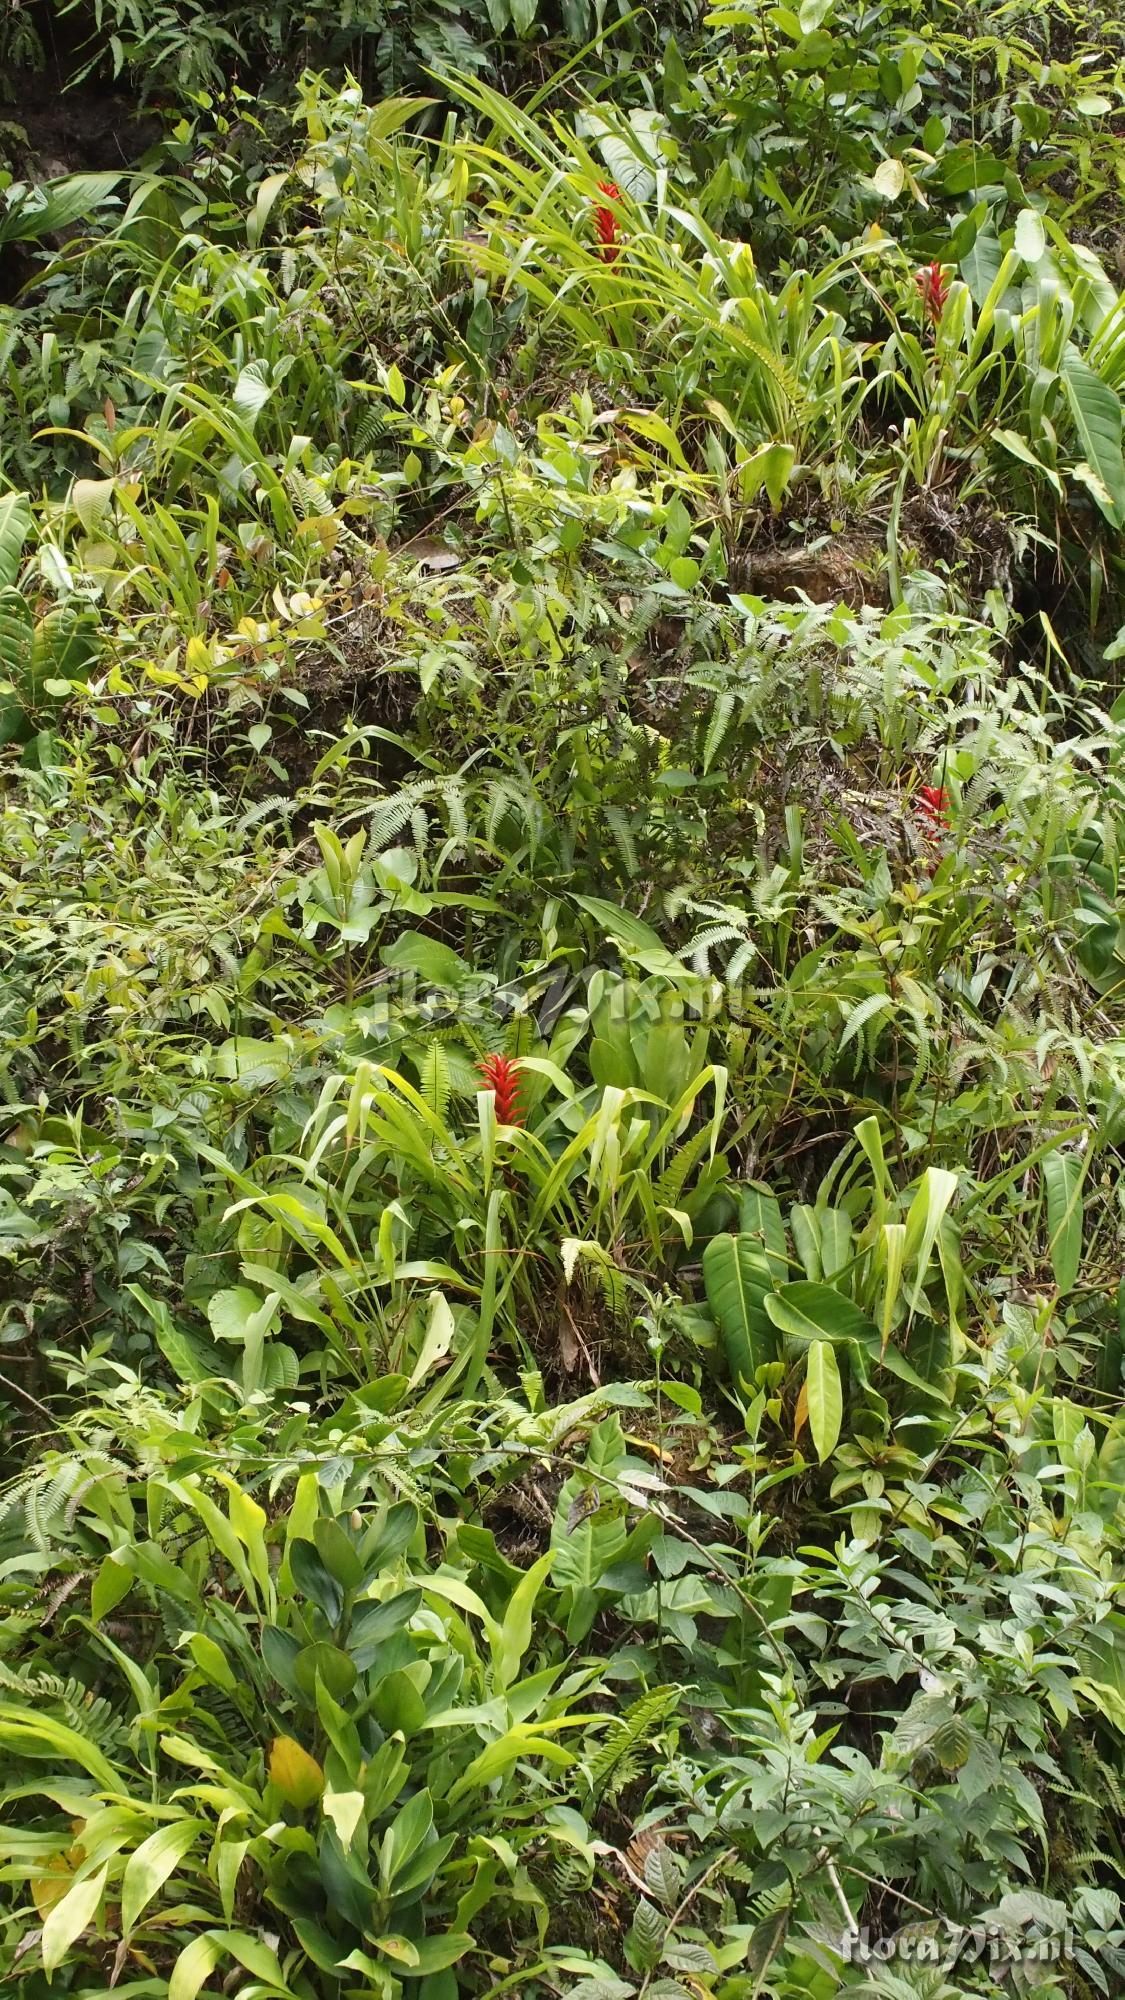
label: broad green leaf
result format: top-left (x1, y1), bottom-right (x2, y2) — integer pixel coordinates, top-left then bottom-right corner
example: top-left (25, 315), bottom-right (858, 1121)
top-left (411, 1932), bottom-right (476, 1973)
top-left (169, 1930), bottom-right (293, 2000)
top-left (702, 1234), bottom-right (777, 1395)
top-left (447, 1724), bottom-right (576, 1799)
top-left (382, 931), bottom-right (470, 987)
top-left (761, 440), bottom-right (797, 508)
top-left (765, 1282), bottom-right (880, 1354)
top-left (166, 1479), bottom-right (259, 1605)
top-left (495, 1552), bottom-right (553, 1692)
top-left (1061, 348), bottom-right (1125, 525)
top-left (220, 1478), bottom-right (272, 1596)
top-left (805, 1340), bottom-right (843, 1462)
top-left (295, 1640), bottom-right (356, 1701)
top-left (346, 1592), bottom-right (420, 1672)
top-left (1075, 1676), bottom-right (1125, 1732)
top-left (233, 362), bottom-right (273, 421)
top-left (207, 1284), bottom-right (272, 1343)
top-left (0, 1705), bottom-right (119, 1792)
top-left (0, 492), bottom-right (32, 588)
top-left (71, 478), bottom-right (115, 535)
top-left (960, 222), bottom-right (1002, 307)
top-left (992, 428), bottom-right (1064, 496)
top-left (816, 1206), bottom-right (853, 1281)
top-left (570, 893), bottom-right (692, 980)
top-left (903, 1167), bottom-right (959, 1316)
top-left (408, 1290), bottom-right (458, 1390)
top-left (122, 1821), bottom-right (204, 1934)
top-left (738, 1184), bottom-right (788, 1283)
top-left (0, 171), bottom-right (120, 245)
top-left (314, 1516), bottom-right (365, 1591)
top-left (932, 1713), bottom-right (973, 1769)
top-left (379, 1786), bottom-right (433, 1888)
top-left (878, 1221), bottom-right (906, 1350)
top-left (221, 1929), bottom-right (294, 1986)
top-left (790, 1204), bottom-right (822, 1281)
top-left (186, 1632), bottom-right (237, 1690)
top-left (612, 408), bottom-right (691, 471)
top-left (90, 1550), bottom-right (134, 1624)
top-left (1043, 1150), bottom-right (1085, 1296)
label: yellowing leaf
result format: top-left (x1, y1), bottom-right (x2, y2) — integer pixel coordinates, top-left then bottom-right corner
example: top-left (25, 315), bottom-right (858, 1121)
top-left (269, 1735), bottom-right (324, 1808)
top-left (42, 1860), bottom-right (108, 1974)
top-left (184, 635), bottom-right (212, 680)
top-left (872, 157), bottom-right (905, 199)
top-left (31, 1857), bottom-right (74, 1919)
top-left (322, 1786), bottom-right (365, 1849)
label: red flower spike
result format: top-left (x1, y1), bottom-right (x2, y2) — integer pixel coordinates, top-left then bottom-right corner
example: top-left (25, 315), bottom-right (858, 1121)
top-left (478, 1053), bottom-right (524, 1126)
top-left (593, 180), bottom-right (621, 263)
top-left (916, 783), bottom-right (951, 825)
top-left (915, 784), bottom-right (952, 836)
top-left (915, 261), bottom-right (949, 326)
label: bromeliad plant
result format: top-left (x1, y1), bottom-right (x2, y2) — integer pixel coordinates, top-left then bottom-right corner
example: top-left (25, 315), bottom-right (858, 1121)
top-left (194, 1008), bottom-right (732, 1396)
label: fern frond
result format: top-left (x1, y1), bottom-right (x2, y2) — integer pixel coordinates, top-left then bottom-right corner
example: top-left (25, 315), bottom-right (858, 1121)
top-left (652, 1124), bottom-right (713, 1212)
top-left (586, 1685), bottom-right (681, 1797)
top-left (418, 1042), bottom-right (452, 1124)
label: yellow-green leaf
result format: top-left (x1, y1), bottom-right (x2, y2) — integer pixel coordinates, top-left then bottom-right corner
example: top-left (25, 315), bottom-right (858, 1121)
top-left (169, 1933), bottom-right (223, 2000)
top-left (42, 1861), bottom-right (108, 1974)
top-left (269, 1734), bottom-right (324, 1808)
top-left (122, 1820), bottom-right (204, 1934)
top-left (805, 1339), bottom-right (842, 1463)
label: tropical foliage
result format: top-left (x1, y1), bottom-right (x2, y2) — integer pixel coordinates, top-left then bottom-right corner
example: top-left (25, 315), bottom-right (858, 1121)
top-left (2, 1), bottom-right (1125, 1995)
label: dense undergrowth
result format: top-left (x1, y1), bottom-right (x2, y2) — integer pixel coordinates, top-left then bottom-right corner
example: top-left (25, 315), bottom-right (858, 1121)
top-left (2, 1), bottom-right (1125, 1995)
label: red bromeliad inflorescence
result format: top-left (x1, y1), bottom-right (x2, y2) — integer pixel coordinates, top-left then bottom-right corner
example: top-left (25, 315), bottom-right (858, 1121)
top-left (593, 181), bottom-right (621, 262)
top-left (916, 784), bottom-right (952, 835)
top-left (913, 783), bottom-right (953, 876)
top-left (915, 260), bottom-right (949, 326)
top-left (478, 1053), bottom-right (524, 1126)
